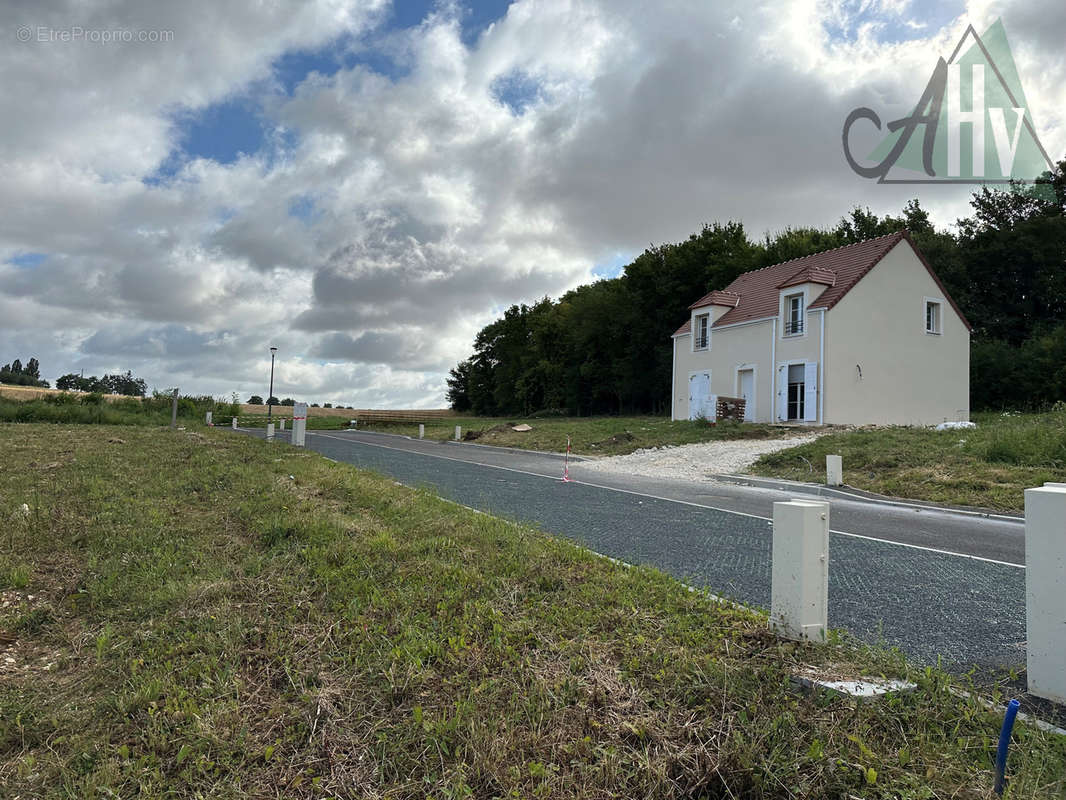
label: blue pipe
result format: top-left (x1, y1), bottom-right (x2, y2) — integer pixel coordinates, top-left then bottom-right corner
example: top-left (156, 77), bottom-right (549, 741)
top-left (994, 698), bottom-right (1021, 795)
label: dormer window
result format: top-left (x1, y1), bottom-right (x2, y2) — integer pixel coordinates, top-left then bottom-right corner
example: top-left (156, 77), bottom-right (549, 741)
top-left (784, 293), bottom-right (804, 336)
top-left (693, 313), bottom-right (709, 350)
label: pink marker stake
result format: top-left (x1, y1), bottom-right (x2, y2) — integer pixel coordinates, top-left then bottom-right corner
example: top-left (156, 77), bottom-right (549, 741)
top-left (562, 435), bottom-right (572, 482)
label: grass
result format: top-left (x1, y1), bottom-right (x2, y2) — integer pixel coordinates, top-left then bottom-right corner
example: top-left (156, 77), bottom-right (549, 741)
top-left (0, 424), bottom-right (1064, 797)
top-left (353, 415), bottom-right (801, 456)
top-left (0, 395), bottom-right (178, 426)
top-left (751, 408), bottom-right (1066, 512)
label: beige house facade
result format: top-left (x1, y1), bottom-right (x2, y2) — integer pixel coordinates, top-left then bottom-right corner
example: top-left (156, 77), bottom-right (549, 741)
top-left (671, 231), bottom-right (971, 426)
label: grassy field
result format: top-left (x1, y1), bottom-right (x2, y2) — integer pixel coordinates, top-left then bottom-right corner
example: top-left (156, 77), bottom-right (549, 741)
top-left (1, 424), bottom-right (1064, 797)
top-left (751, 409), bottom-right (1066, 512)
top-left (354, 415), bottom-right (803, 456)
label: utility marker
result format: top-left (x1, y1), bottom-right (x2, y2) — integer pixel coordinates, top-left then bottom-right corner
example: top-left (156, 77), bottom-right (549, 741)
top-left (419, 423), bottom-right (425, 439)
top-left (266, 422), bottom-right (275, 441)
top-left (562, 436), bottom-right (572, 482)
top-left (826, 454), bottom-right (843, 486)
top-left (771, 499), bottom-right (829, 642)
top-left (1025, 485), bottom-right (1066, 703)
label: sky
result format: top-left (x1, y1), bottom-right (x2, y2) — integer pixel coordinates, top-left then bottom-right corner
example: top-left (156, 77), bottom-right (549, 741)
top-left (1, 0), bottom-right (1063, 407)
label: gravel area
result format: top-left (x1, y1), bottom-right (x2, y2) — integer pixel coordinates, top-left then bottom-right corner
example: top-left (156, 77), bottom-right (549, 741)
top-left (578, 435), bottom-right (819, 481)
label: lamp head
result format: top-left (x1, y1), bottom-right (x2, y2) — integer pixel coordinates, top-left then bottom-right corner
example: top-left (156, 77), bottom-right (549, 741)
top-left (270, 347), bottom-right (278, 354)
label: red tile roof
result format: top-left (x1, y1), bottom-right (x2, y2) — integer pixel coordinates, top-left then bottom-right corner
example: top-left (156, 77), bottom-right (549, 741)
top-left (679, 231), bottom-right (971, 331)
top-left (687, 289), bottom-right (740, 310)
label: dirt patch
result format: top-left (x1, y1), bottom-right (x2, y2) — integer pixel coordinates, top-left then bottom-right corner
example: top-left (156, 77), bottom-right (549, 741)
top-left (591, 431), bottom-right (635, 448)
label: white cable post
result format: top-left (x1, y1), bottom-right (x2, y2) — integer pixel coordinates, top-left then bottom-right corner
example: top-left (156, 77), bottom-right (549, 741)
top-left (231, 416), bottom-right (238, 429)
top-left (826, 454), bottom-right (843, 487)
top-left (205, 411), bottom-right (212, 426)
top-left (279, 418), bottom-right (285, 431)
top-left (455, 425), bottom-right (461, 441)
top-left (1024, 485), bottom-right (1066, 703)
top-left (292, 402), bottom-right (307, 447)
top-left (419, 423), bottom-right (425, 440)
top-left (266, 422), bottom-right (274, 441)
top-left (771, 499), bottom-right (829, 642)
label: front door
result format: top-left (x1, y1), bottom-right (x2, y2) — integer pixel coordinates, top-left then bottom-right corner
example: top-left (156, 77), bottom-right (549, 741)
top-left (688, 371), bottom-right (712, 420)
top-left (738, 369), bottom-right (755, 422)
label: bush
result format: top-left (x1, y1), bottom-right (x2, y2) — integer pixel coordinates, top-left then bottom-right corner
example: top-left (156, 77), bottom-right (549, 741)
top-left (248, 395), bottom-right (263, 405)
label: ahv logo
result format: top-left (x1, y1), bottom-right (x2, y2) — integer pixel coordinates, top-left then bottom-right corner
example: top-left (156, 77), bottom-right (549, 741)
top-left (842, 19), bottom-right (1054, 184)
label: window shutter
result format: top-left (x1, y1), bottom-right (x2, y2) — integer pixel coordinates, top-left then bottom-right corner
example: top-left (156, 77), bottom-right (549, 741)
top-left (803, 362), bottom-right (818, 422)
top-left (776, 364), bottom-right (787, 421)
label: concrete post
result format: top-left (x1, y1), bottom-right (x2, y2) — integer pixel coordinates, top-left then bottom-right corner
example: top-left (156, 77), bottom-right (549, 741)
top-left (419, 423), bottom-right (425, 440)
top-left (1024, 485), bottom-right (1066, 703)
top-left (292, 419), bottom-right (306, 447)
top-left (266, 423), bottom-right (275, 441)
top-left (826, 455), bottom-right (843, 487)
top-left (205, 411), bottom-right (212, 426)
top-left (231, 416), bottom-right (238, 429)
top-left (771, 499), bottom-right (829, 642)
top-left (279, 418), bottom-right (285, 431)
top-left (454, 425), bottom-right (461, 441)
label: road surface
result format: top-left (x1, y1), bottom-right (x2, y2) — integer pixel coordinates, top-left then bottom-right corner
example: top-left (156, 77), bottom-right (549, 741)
top-left (236, 426), bottom-right (1026, 672)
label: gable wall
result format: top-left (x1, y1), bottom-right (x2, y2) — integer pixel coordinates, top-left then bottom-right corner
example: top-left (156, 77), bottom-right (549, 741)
top-left (823, 241), bottom-right (970, 425)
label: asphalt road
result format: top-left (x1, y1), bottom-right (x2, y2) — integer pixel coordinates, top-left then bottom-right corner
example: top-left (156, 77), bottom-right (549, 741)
top-left (237, 426), bottom-right (1027, 672)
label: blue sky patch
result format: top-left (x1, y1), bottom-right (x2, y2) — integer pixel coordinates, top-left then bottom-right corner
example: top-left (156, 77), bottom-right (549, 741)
top-left (592, 252), bottom-right (634, 279)
top-left (491, 69), bottom-right (542, 114)
top-left (824, 0), bottom-right (963, 44)
top-left (7, 252), bottom-right (47, 268)
top-left (288, 194), bottom-right (318, 224)
top-left (173, 96), bottom-right (266, 165)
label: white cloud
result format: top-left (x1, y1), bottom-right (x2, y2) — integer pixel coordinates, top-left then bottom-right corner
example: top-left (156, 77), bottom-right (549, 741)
top-left (1, 0), bottom-right (1063, 406)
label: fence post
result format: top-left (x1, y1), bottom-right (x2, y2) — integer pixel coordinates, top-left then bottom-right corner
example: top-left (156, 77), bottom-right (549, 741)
top-left (826, 455), bottom-right (843, 487)
top-left (454, 425), bottom-right (461, 441)
top-left (170, 388), bottom-right (179, 430)
top-left (771, 499), bottom-right (829, 642)
top-left (205, 411), bottom-right (212, 426)
top-left (1024, 485), bottom-right (1066, 703)
top-left (266, 423), bottom-right (275, 441)
top-left (419, 423), bottom-right (425, 440)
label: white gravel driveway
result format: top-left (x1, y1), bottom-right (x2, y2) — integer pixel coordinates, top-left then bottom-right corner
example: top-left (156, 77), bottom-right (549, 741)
top-left (578, 435), bottom-right (819, 482)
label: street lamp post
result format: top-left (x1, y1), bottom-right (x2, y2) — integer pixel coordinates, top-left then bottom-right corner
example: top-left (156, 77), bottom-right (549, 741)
top-left (267, 347), bottom-right (278, 422)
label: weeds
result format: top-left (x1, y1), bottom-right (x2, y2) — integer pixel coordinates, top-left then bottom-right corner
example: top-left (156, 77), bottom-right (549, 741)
top-left (752, 409), bottom-right (1066, 511)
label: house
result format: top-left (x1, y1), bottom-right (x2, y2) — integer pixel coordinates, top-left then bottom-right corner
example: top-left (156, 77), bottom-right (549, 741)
top-left (671, 231), bottom-right (971, 426)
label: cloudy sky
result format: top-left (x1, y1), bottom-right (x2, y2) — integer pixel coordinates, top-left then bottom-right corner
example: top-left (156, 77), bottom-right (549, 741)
top-left (1, 0), bottom-right (1063, 406)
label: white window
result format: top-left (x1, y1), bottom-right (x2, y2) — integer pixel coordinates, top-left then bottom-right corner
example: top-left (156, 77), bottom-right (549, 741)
top-left (925, 299), bottom-right (942, 334)
top-left (784, 293), bottom-right (804, 336)
top-left (693, 313), bottom-right (709, 350)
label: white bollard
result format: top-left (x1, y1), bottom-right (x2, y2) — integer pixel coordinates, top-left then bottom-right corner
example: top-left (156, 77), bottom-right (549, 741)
top-left (771, 499), bottom-right (829, 642)
top-left (826, 454), bottom-right (843, 487)
top-left (231, 417), bottom-right (238, 429)
top-left (266, 423), bottom-right (275, 441)
top-left (419, 423), bottom-right (425, 440)
top-left (455, 425), bottom-right (461, 441)
top-left (205, 411), bottom-right (212, 426)
top-left (279, 418), bottom-right (285, 431)
top-left (1024, 485), bottom-right (1066, 703)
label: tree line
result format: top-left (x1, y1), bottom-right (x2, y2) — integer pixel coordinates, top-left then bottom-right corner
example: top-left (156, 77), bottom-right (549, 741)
top-left (0, 358), bottom-right (49, 387)
top-left (447, 161), bottom-right (1066, 415)
top-left (56, 371), bottom-right (148, 397)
